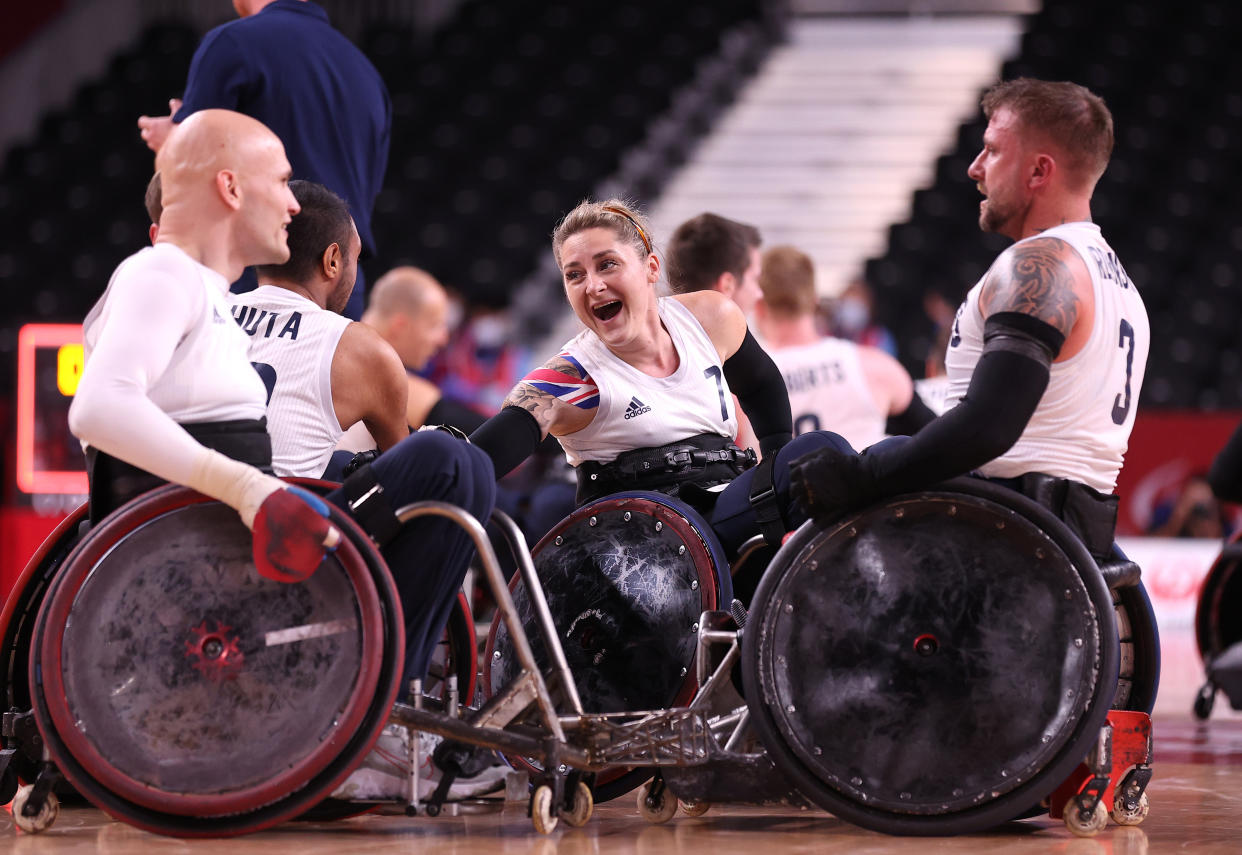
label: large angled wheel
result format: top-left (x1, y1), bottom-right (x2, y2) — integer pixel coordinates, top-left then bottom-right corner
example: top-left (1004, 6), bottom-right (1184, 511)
top-left (743, 478), bottom-right (1119, 835)
top-left (1195, 532), bottom-right (1242, 717)
top-left (2, 504), bottom-right (89, 714)
top-left (484, 492), bottom-right (729, 801)
top-left (28, 484), bottom-right (404, 837)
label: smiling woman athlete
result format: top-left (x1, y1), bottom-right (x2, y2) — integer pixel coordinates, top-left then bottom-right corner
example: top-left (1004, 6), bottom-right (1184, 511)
top-left (468, 199), bottom-right (848, 555)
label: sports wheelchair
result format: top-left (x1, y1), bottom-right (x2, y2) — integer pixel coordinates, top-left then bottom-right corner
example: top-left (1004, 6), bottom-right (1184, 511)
top-left (2, 476), bottom-right (1156, 838)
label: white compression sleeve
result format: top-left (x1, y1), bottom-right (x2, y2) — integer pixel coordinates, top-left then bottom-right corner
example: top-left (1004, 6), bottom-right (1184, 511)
top-left (69, 252), bottom-right (282, 527)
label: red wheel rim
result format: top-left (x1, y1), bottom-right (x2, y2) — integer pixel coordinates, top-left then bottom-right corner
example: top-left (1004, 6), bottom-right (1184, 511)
top-left (34, 486), bottom-right (387, 818)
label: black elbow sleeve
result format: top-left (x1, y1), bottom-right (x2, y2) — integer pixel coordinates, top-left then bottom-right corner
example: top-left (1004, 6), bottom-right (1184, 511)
top-left (724, 330), bottom-right (793, 455)
top-left (468, 405), bottom-right (543, 479)
top-left (885, 391), bottom-right (937, 437)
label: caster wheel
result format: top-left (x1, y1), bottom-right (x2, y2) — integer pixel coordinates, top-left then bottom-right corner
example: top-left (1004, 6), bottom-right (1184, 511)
top-left (531, 784), bottom-right (559, 834)
top-left (636, 779), bottom-right (677, 824)
top-left (1112, 791), bottom-right (1149, 826)
top-left (1193, 683), bottom-right (1216, 720)
top-left (1064, 800), bottom-right (1109, 837)
top-left (12, 785), bottom-right (60, 834)
top-left (680, 799), bottom-right (710, 817)
top-left (563, 781), bottom-right (593, 827)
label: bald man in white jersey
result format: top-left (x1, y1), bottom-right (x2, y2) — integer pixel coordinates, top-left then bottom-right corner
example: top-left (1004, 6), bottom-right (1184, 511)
top-left (792, 78), bottom-right (1149, 561)
top-left (70, 109), bottom-right (339, 582)
top-left (74, 112), bottom-right (495, 689)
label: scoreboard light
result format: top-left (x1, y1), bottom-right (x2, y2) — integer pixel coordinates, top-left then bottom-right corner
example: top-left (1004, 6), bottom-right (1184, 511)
top-left (16, 323), bottom-right (87, 495)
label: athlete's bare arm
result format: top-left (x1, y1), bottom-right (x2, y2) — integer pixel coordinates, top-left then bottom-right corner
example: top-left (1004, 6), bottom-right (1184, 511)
top-left (504, 354), bottom-right (596, 438)
top-left (330, 322), bottom-right (409, 451)
top-left (674, 289), bottom-right (748, 361)
top-left (978, 236), bottom-right (1095, 360)
top-left (857, 345), bottom-right (915, 416)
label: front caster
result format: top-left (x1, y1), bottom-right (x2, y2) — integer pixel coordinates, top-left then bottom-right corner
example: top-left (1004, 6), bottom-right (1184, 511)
top-left (11, 784), bottom-right (60, 834)
top-left (1112, 791), bottom-right (1149, 826)
top-left (680, 799), bottom-right (711, 817)
top-left (562, 781), bottom-right (593, 828)
top-left (1064, 800), bottom-right (1109, 837)
top-left (636, 777), bottom-right (677, 824)
top-left (531, 784), bottom-right (558, 834)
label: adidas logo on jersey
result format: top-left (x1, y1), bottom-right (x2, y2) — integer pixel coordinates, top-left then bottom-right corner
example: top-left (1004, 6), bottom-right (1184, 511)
top-left (624, 396), bottom-right (651, 419)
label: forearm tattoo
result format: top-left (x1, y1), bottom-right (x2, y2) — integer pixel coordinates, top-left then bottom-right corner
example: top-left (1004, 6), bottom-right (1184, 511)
top-left (982, 237), bottom-right (1080, 338)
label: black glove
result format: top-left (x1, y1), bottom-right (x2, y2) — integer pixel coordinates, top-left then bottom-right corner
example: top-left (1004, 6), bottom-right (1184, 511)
top-left (341, 449), bottom-right (381, 479)
top-left (789, 445), bottom-right (879, 521)
top-left (418, 423), bottom-right (471, 442)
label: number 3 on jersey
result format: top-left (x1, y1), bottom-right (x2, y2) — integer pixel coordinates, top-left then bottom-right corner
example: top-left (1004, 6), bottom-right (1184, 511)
top-left (1110, 319), bottom-right (1134, 425)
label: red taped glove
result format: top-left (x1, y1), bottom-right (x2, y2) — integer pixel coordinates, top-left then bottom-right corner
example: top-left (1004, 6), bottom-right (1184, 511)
top-left (251, 486), bottom-right (341, 583)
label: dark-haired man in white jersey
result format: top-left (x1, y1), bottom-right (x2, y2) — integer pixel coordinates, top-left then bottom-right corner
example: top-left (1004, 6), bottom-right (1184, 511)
top-left (792, 78), bottom-right (1150, 561)
top-left (230, 179), bottom-right (408, 478)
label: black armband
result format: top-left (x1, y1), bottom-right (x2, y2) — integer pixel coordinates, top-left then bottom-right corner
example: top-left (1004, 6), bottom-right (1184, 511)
top-left (984, 311), bottom-right (1065, 366)
top-left (468, 405), bottom-right (543, 479)
top-left (723, 330), bottom-right (793, 456)
top-left (425, 396), bottom-right (487, 434)
top-left (884, 390), bottom-right (937, 437)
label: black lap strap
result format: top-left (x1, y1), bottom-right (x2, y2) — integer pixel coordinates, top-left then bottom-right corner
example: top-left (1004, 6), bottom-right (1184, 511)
top-left (87, 417), bottom-right (272, 524)
top-left (342, 462), bottom-right (401, 547)
top-left (748, 455), bottom-right (784, 547)
top-left (575, 434), bottom-right (755, 506)
top-left (1004, 472), bottom-right (1119, 562)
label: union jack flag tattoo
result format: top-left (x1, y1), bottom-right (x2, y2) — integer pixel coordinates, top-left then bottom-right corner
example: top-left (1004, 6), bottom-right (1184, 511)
top-left (523, 353), bottom-right (599, 409)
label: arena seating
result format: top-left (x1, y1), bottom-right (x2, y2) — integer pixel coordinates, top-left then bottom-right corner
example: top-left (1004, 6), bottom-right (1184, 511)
top-left (0, 0), bottom-right (770, 398)
top-left (864, 0), bottom-right (1242, 409)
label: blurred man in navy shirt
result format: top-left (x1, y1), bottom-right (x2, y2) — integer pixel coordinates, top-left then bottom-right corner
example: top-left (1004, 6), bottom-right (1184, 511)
top-left (139, 0), bottom-right (390, 320)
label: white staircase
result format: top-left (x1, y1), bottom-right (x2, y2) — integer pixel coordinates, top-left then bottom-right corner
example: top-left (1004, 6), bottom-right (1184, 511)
top-left (647, 16), bottom-right (1025, 297)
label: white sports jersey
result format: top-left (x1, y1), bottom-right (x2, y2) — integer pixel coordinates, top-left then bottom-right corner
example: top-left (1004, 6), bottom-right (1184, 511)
top-left (229, 285), bottom-right (349, 477)
top-left (771, 337), bottom-right (886, 450)
top-left (943, 222), bottom-right (1149, 492)
top-left (82, 244), bottom-right (266, 424)
top-left (557, 297), bottom-right (737, 466)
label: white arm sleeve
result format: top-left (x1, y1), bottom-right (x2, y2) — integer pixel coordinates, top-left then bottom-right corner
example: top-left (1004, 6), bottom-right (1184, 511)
top-left (69, 255), bottom-right (281, 526)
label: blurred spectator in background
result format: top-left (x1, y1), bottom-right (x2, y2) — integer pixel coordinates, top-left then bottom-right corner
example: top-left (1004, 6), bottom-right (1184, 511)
top-left (755, 245), bottom-right (934, 450)
top-left (914, 290), bottom-right (959, 415)
top-left (137, 0), bottom-right (390, 321)
top-left (361, 266), bottom-right (486, 433)
top-left (914, 321), bottom-right (954, 416)
top-left (427, 304), bottom-right (533, 418)
top-left (666, 212), bottom-right (764, 317)
top-left (1149, 473), bottom-right (1231, 539)
top-left (830, 276), bottom-right (898, 357)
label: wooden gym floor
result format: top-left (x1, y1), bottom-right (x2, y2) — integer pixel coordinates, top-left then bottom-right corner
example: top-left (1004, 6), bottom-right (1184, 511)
top-left (4, 627), bottom-right (1241, 855)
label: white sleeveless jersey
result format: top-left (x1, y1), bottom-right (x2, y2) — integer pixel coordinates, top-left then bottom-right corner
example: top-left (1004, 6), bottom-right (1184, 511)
top-left (771, 337), bottom-right (886, 451)
top-left (943, 222), bottom-right (1149, 492)
top-left (82, 244), bottom-right (266, 423)
top-left (229, 286), bottom-right (350, 477)
top-left (557, 297), bottom-right (737, 466)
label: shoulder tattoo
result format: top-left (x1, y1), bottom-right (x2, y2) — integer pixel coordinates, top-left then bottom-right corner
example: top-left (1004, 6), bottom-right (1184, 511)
top-left (510, 352), bottom-right (600, 412)
top-left (982, 237), bottom-right (1080, 338)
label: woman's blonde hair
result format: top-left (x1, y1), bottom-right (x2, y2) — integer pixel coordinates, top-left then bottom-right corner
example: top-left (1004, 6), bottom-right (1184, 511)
top-left (551, 198), bottom-right (653, 268)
